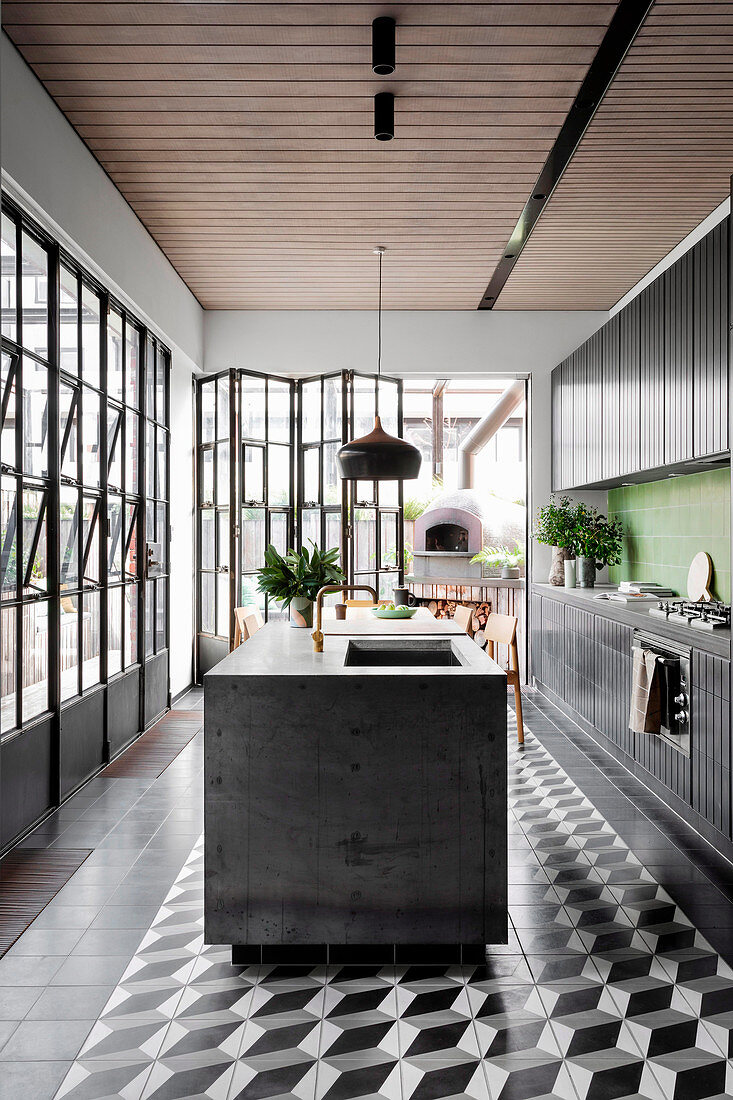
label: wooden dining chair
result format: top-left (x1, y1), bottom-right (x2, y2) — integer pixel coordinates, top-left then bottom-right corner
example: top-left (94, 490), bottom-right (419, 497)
top-left (233, 605), bottom-right (264, 648)
top-left (344, 598), bottom-right (376, 607)
top-left (484, 612), bottom-right (524, 746)
top-left (452, 604), bottom-right (473, 636)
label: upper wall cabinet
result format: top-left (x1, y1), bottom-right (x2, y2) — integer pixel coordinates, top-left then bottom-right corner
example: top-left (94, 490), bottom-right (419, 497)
top-left (664, 249), bottom-right (694, 465)
top-left (601, 313), bottom-right (621, 481)
top-left (693, 219), bottom-right (729, 459)
top-left (551, 216), bottom-right (729, 491)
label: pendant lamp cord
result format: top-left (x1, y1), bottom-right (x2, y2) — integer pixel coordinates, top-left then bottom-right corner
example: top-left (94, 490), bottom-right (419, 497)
top-left (377, 247), bottom-right (383, 379)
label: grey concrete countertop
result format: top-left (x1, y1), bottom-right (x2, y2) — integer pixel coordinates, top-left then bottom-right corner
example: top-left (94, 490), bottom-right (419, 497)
top-left (533, 582), bottom-right (731, 659)
top-left (205, 621), bottom-right (506, 679)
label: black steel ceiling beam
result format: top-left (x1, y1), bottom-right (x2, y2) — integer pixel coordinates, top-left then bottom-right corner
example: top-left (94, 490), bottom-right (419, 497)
top-left (478, 0), bottom-right (656, 310)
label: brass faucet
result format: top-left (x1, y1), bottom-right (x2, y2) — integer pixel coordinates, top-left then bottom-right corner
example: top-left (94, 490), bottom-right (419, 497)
top-left (312, 584), bottom-right (378, 652)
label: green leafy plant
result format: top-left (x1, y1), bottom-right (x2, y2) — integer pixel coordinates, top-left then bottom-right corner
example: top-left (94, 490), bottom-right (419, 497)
top-left (570, 504), bottom-right (623, 566)
top-left (403, 497), bottom-right (429, 523)
top-left (533, 495), bottom-right (577, 551)
top-left (471, 544), bottom-right (525, 569)
top-left (256, 541), bottom-right (345, 607)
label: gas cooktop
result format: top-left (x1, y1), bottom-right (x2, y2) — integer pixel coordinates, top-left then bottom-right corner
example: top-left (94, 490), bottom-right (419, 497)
top-left (649, 599), bottom-right (731, 631)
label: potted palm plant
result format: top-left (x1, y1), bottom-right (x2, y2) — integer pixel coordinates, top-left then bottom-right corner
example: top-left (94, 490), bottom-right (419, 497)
top-left (533, 496), bottom-right (577, 585)
top-left (256, 541), bottom-right (346, 627)
top-left (471, 544), bottom-right (525, 580)
top-left (570, 504), bottom-right (624, 588)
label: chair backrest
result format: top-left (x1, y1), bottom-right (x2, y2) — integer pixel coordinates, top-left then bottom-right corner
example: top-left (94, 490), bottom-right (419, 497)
top-left (452, 604), bottom-right (473, 634)
top-left (484, 612), bottom-right (518, 647)
top-left (344, 598), bottom-right (375, 607)
top-left (234, 605), bottom-right (264, 646)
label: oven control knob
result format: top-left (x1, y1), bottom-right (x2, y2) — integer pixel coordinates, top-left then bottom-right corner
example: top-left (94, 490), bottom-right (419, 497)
top-left (674, 693), bottom-right (688, 707)
top-left (674, 711), bottom-right (688, 724)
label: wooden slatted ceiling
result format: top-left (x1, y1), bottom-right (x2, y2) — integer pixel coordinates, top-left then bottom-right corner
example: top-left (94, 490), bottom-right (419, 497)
top-left (496, 1), bottom-right (733, 310)
top-left (1, 2), bottom-right (619, 309)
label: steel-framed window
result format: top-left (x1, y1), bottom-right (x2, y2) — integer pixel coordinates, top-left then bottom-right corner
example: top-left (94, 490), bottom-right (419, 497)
top-left (1, 210), bottom-right (55, 735)
top-left (1, 193), bottom-right (171, 762)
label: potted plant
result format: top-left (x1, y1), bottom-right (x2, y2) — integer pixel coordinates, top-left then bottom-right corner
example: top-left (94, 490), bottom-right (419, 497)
top-left (533, 496), bottom-right (577, 586)
top-left (471, 544), bottom-right (525, 580)
top-left (256, 541), bottom-right (345, 627)
top-left (570, 504), bottom-right (623, 588)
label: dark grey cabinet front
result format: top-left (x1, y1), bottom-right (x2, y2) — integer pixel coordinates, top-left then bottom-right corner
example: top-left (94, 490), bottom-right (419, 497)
top-left (640, 279), bottom-right (665, 472)
top-left (601, 313), bottom-right (621, 481)
top-left (693, 218), bottom-right (729, 458)
top-left (618, 294), bottom-right (642, 477)
top-left (664, 250), bottom-right (694, 465)
top-left (550, 216), bottom-right (729, 488)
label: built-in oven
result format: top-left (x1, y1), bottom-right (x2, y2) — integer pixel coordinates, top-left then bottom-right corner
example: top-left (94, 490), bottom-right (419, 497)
top-left (632, 630), bottom-right (691, 756)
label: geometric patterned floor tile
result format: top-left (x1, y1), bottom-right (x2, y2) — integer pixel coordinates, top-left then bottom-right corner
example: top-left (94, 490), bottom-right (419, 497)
top-left (47, 711), bottom-right (733, 1100)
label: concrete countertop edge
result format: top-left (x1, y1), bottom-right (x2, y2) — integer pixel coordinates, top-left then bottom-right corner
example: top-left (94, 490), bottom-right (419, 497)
top-left (533, 582), bottom-right (731, 658)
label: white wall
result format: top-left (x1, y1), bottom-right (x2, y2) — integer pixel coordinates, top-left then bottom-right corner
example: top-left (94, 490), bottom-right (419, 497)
top-left (205, 308), bottom-right (609, 581)
top-left (2, 31), bottom-right (200, 697)
top-left (168, 359), bottom-right (195, 696)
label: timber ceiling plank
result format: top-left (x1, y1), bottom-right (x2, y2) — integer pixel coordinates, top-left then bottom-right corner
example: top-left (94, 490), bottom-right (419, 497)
top-left (2, 0), bottom-right (620, 308)
top-left (495, 0), bottom-right (733, 310)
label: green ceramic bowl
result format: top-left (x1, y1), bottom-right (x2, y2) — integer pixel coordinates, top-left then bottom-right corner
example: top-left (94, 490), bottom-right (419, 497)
top-left (370, 607), bottom-right (418, 619)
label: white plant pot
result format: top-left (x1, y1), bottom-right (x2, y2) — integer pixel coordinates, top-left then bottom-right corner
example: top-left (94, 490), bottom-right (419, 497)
top-left (289, 597), bottom-right (313, 628)
top-left (564, 559), bottom-right (576, 588)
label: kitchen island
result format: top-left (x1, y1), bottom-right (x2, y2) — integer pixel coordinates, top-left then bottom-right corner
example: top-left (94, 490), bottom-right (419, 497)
top-left (204, 617), bottom-right (508, 964)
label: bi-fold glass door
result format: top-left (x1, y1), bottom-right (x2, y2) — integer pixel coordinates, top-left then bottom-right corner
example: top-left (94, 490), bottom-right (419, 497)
top-left (196, 370), bottom-right (295, 674)
top-left (195, 368), bottom-right (404, 677)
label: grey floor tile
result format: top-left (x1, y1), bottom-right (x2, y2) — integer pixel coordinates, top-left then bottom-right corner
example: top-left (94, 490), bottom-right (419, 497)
top-left (0, 1019), bottom-right (94, 1061)
top-left (0, 986), bottom-right (43, 1020)
top-left (50, 956), bottom-right (133, 987)
top-left (5, 929), bottom-right (85, 958)
top-left (0, 1021), bottom-right (19, 1054)
top-left (89, 906), bottom-right (162, 930)
top-left (26, 906), bottom-right (101, 931)
top-left (26, 986), bottom-right (115, 1021)
top-left (0, 956), bottom-right (65, 987)
top-left (0, 1058), bottom-right (71, 1100)
top-left (71, 929), bottom-right (146, 957)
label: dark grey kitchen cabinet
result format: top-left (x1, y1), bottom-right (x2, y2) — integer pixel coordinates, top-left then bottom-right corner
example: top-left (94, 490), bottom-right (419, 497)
top-left (550, 364), bottom-right (562, 492)
top-left (540, 596), bottom-right (564, 699)
top-left (571, 344), bottom-right (587, 489)
top-left (692, 649), bottom-right (731, 839)
top-left (664, 249), bottom-right (694, 465)
top-left (601, 313), bottom-right (621, 481)
top-left (585, 327), bottom-right (603, 484)
top-left (693, 218), bottom-right (729, 458)
top-left (618, 294), bottom-right (642, 477)
top-left (639, 278), bottom-right (665, 472)
top-left (560, 355), bottom-right (573, 492)
top-left (533, 588), bottom-right (732, 852)
top-left (593, 615), bottom-right (634, 756)
top-left (564, 604), bottom-right (595, 725)
top-left (549, 216), bottom-right (729, 488)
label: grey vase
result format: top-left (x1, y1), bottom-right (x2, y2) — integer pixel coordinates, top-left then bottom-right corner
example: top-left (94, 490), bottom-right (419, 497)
top-left (577, 556), bottom-right (599, 588)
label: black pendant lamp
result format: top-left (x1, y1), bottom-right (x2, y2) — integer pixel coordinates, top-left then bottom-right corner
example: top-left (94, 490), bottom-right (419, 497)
top-left (336, 247), bottom-right (422, 482)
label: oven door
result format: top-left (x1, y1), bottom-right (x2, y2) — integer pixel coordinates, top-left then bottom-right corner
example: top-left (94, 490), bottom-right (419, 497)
top-left (632, 630), bottom-right (691, 756)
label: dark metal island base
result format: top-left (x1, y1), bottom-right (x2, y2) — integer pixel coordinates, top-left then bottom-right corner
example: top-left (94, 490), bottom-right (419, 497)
top-left (204, 624), bottom-right (508, 964)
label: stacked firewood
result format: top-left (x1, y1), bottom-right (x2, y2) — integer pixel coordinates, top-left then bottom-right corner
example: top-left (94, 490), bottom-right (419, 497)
top-left (426, 599), bottom-right (457, 619)
top-left (424, 599), bottom-right (491, 637)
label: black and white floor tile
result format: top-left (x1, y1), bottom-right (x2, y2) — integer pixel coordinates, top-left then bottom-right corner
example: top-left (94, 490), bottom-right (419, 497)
top-left (38, 707), bottom-right (733, 1100)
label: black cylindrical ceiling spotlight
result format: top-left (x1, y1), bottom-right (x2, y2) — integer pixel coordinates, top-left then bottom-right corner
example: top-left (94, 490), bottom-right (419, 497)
top-left (374, 92), bottom-right (394, 141)
top-left (372, 16), bottom-right (395, 75)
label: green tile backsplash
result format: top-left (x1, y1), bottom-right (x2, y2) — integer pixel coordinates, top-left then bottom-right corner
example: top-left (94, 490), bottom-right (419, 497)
top-left (608, 468), bottom-right (731, 602)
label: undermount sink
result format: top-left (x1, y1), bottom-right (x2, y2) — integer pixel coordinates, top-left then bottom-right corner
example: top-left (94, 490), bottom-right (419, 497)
top-left (344, 638), bottom-right (464, 667)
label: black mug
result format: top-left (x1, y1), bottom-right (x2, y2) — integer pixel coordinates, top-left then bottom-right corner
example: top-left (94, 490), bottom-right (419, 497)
top-left (393, 587), bottom-right (414, 607)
